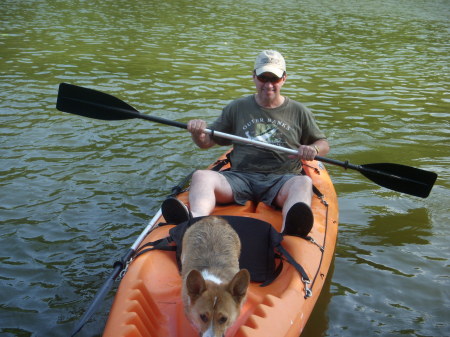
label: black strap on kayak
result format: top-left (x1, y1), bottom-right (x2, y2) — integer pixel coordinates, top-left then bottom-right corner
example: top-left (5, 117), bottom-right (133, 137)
top-left (133, 237), bottom-right (176, 259)
top-left (276, 245), bottom-right (312, 298)
top-left (312, 185), bottom-right (324, 199)
top-left (258, 257), bottom-right (284, 287)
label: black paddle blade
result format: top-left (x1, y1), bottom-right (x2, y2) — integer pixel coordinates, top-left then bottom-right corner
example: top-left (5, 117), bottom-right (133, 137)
top-left (57, 83), bottom-right (139, 120)
top-left (359, 163), bottom-right (437, 198)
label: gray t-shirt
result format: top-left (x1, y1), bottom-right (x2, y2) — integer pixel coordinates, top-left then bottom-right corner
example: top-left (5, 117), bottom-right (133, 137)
top-left (210, 95), bottom-right (326, 174)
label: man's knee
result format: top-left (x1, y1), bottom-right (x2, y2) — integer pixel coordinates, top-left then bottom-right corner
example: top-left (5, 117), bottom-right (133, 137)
top-left (291, 175), bottom-right (313, 189)
top-left (191, 170), bottom-right (206, 183)
top-left (192, 169), bottom-right (218, 184)
top-left (190, 170), bottom-right (233, 204)
top-left (191, 170), bottom-right (226, 189)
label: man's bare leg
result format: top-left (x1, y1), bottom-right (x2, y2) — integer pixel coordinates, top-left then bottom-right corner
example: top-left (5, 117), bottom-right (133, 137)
top-left (188, 170), bottom-right (234, 218)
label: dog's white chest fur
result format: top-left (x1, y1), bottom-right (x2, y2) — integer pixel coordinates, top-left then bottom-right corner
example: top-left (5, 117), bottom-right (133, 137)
top-left (201, 270), bottom-right (223, 285)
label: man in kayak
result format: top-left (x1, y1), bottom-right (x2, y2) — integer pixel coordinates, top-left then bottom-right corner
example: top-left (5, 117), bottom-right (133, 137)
top-left (163, 50), bottom-right (329, 236)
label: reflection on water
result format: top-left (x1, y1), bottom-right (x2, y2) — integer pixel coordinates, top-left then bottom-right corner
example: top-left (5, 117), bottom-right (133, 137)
top-left (362, 207), bottom-right (432, 246)
top-left (1, 0), bottom-right (449, 336)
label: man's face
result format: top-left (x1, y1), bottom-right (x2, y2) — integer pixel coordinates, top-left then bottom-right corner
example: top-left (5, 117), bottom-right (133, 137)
top-left (253, 72), bottom-right (286, 101)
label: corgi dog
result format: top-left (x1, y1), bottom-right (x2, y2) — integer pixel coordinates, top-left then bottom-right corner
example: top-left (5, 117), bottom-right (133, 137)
top-left (181, 216), bottom-right (250, 337)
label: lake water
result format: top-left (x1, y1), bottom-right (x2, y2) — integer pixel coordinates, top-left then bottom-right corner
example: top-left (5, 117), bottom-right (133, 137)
top-left (1, 0), bottom-right (449, 336)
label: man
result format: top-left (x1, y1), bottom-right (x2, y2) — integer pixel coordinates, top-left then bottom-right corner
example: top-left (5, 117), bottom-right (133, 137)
top-left (163, 50), bottom-right (329, 236)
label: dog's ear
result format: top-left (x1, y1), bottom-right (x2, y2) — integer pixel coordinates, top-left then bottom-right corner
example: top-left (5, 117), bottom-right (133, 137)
top-left (228, 269), bottom-right (250, 304)
top-left (186, 270), bottom-right (207, 300)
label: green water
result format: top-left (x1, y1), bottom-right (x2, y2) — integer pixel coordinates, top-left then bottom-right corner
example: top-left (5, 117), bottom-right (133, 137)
top-left (1, 0), bottom-right (449, 336)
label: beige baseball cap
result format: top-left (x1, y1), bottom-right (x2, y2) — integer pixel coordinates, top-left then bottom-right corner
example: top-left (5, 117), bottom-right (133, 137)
top-left (254, 50), bottom-right (286, 78)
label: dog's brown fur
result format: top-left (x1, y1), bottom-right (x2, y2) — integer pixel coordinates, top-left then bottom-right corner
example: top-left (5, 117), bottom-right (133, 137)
top-left (181, 216), bottom-right (250, 337)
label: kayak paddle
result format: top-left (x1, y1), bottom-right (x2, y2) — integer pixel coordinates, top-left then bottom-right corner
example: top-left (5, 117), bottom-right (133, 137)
top-left (56, 82), bottom-right (438, 198)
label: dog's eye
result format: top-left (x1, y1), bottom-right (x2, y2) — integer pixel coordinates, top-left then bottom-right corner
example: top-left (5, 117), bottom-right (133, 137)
top-left (218, 316), bottom-right (228, 325)
top-left (200, 313), bottom-right (209, 323)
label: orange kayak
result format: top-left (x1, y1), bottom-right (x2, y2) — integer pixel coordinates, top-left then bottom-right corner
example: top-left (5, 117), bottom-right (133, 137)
top-left (103, 151), bottom-right (339, 337)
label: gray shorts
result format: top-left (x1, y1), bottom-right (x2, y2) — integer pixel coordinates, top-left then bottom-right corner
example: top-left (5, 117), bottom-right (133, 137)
top-left (220, 171), bottom-right (296, 206)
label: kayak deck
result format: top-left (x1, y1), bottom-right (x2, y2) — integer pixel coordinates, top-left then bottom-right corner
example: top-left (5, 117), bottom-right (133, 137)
top-left (103, 157), bottom-right (339, 337)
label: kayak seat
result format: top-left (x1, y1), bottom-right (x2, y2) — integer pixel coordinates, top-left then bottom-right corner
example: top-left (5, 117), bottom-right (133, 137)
top-left (134, 215), bottom-right (310, 289)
